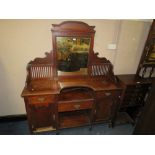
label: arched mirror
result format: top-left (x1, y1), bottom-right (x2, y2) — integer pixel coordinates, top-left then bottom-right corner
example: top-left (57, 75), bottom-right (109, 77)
top-left (52, 21), bottom-right (95, 77)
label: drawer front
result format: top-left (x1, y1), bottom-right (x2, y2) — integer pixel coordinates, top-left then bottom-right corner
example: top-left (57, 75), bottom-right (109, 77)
top-left (58, 100), bottom-right (93, 112)
top-left (28, 95), bottom-right (55, 104)
top-left (96, 90), bottom-right (121, 99)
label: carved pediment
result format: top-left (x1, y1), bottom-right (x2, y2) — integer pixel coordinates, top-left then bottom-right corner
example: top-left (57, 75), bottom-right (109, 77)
top-left (29, 51), bottom-right (53, 65)
top-left (52, 21), bottom-right (95, 33)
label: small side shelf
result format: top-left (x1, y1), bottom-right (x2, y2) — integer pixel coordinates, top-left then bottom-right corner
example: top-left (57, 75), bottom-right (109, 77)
top-left (59, 110), bottom-right (91, 128)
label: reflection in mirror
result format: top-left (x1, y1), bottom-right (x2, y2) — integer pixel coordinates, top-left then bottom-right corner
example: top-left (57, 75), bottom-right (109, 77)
top-left (56, 37), bottom-right (91, 76)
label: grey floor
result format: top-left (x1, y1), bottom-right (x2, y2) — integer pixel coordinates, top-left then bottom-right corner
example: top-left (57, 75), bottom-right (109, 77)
top-left (0, 120), bottom-right (134, 135)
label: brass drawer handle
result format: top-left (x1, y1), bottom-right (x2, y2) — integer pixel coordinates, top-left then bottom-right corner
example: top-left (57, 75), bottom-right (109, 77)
top-left (38, 97), bottom-right (45, 102)
top-left (136, 81), bottom-right (140, 84)
top-left (105, 92), bottom-right (111, 96)
top-left (74, 104), bottom-right (81, 110)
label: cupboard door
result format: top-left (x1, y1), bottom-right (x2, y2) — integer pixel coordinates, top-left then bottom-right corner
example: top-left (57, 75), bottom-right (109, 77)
top-left (95, 97), bottom-right (113, 121)
top-left (95, 90), bottom-right (121, 123)
top-left (28, 103), bottom-right (55, 130)
top-left (95, 91), bottom-right (118, 122)
top-left (25, 95), bottom-right (56, 132)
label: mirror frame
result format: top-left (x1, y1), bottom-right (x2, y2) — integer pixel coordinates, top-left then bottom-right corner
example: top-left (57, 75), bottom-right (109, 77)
top-left (51, 21), bottom-right (95, 78)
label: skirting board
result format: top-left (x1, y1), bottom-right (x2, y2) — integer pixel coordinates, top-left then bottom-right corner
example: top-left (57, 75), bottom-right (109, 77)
top-left (0, 114), bottom-right (27, 122)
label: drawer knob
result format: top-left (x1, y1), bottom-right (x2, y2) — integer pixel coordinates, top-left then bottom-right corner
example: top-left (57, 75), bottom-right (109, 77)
top-left (105, 92), bottom-right (111, 96)
top-left (38, 97), bottom-right (45, 102)
top-left (74, 104), bottom-right (81, 110)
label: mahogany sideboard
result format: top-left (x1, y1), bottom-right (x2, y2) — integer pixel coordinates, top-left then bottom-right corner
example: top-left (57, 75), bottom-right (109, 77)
top-left (21, 21), bottom-right (154, 134)
top-left (21, 21), bottom-right (124, 134)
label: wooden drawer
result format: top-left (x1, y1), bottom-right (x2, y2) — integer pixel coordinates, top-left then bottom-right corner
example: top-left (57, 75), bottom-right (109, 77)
top-left (58, 100), bottom-right (94, 112)
top-left (28, 95), bottom-right (55, 104)
top-left (96, 90), bottom-right (121, 99)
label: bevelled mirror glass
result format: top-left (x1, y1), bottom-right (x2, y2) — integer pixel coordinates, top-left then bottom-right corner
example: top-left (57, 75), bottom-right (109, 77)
top-left (56, 36), bottom-right (91, 76)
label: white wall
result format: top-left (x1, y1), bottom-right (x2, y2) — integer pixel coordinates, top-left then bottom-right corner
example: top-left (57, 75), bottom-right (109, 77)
top-left (0, 19), bottom-right (151, 116)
